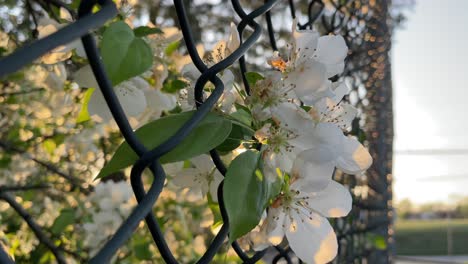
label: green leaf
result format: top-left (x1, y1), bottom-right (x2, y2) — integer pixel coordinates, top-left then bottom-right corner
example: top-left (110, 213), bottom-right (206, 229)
top-left (216, 112), bottom-right (255, 153)
top-left (50, 209), bottom-right (75, 235)
top-left (224, 150), bottom-right (277, 243)
top-left (300, 105), bottom-right (312, 112)
top-left (370, 234), bottom-right (387, 250)
top-left (245, 72), bottom-right (264, 87)
top-left (133, 240), bottom-right (152, 260)
top-left (76, 88), bottom-right (94, 123)
top-left (101, 21), bottom-right (153, 85)
top-left (234, 103), bottom-right (251, 114)
top-left (0, 47), bottom-right (7, 56)
top-left (96, 111), bottom-right (232, 179)
top-left (0, 154), bottom-right (12, 168)
top-left (216, 122), bottom-right (254, 153)
top-left (230, 109), bottom-right (252, 126)
top-left (165, 41), bottom-right (180, 56)
top-left (162, 79), bottom-right (188, 93)
top-left (133, 26), bottom-right (163, 37)
top-left (42, 139), bottom-right (56, 155)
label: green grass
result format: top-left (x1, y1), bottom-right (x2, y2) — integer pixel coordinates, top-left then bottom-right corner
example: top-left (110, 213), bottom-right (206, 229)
top-left (395, 219), bottom-right (468, 255)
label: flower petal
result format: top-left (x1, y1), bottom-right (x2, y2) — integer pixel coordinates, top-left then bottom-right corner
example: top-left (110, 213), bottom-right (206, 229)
top-left (162, 27), bottom-right (183, 43)
top-left (314, 35), bottom-right (347, 77)
top-left (325, 61), bottom-right (345, 78)
top-left (88, 88), bottom-right (112, 121)
top-left (41, 51), bottom-right (72, 64)
top-left (191, 155), bottom-right (213, 174)
top-left (314, 35), bottom-right (348, 65)
top-left (221, 69), bottom-right (235, 91)
top-left (227, 22), bottom-right (240, 55)
top-left (265, 150), bottom-right (296, 174)
top-left (163, 161), bottom-right (184, 176)
top-left (88, 79), bottom-right (147, 120)
top-left (210, 40), bottom-right (227, 64)
top-left (271, 102), bottom-right (313, 133)
top-left (334, 103), bottom-right (357, 130)
top-left (74, 65), bottom-right (99, 88)
top-left (300, 80), bottom-right (335, 105)
top-left (303, 181), bottom-right (352, 218)
top-left (145, 89), bottom-right (177, 116)
top-left (266, 208), bottom-right (286, 245)
top-left (115, 82), bottom-right (147, 117)
top-left (292, 20), bottom-right (319, 60)
top-left (336, 136), bottom-right (373, 174)
top-left (172, 169), bottom-right (200, 189)
top-left (313, 122), bottom-right (345, 147)
top-left (209, 171), bottom-right (223, 202)
top-left (291, 148), bottom-right (335, 192)
top-left (73, 40), bottom-right (87, 58)
top-left (181, 63), bottom-right (201, 81)
top-left (330, 82), bottom-right (350, 103)
top-left (285, 212), bottom-right (338, 264)
top-left (286, 61), bottom-right (327, 100)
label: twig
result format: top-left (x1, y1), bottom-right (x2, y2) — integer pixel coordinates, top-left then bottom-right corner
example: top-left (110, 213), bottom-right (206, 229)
top-left (0, 184), bottom-right (50, 192)
top-left (25, 0), bottom-right (39, 38)
top-left (0, 140), bottom-right (92, 194)
top-left (0, 192), bottom-right (67, 264)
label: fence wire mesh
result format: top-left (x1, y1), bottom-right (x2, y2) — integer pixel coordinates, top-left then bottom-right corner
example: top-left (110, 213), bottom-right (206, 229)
top-left (0, 0), bottom-right (395, 263)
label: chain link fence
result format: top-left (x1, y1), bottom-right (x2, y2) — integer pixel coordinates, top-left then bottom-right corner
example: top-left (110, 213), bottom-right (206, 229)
top-left (0, 0), bottom-right (395, 263)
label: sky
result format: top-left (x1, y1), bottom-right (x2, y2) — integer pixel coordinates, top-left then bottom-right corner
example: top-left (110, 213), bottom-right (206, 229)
top-left (392, 0), bottom-right (468, 204)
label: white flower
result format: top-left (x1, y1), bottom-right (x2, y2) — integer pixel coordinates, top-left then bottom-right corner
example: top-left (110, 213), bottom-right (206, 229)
top-left (205, 22), bottom-right (240, 65)
top-left (264, 179), bottom-right (352, 264)
top-left (84, 181), bottom-right (135, 254)
top-left (290, 21), bottom-right (348, 78)
top-left (74, 65), bottom-right (98, 88)
top-left (248, 71), bottom-right (296, 116)
top-left (163, 161), bottom-right (184, 176)
top-left (89, 80), bottom-right (147, 121)
top-left (144, 89), bottom-right (177, 116)
top-left (309, 82), bottom-right (357, 130)
top-left (172, 155), bottom-right (223, 201)
top-left (313, 35), bottom-right (348, 78)
top-left (291, 122), bottom-right (373, 181)
top-left (74, 65), bottom-right (148, 121)
top-left (258, 102), bottom-right (318, 172)
top-left (268, 22), bottom-right (348, 105)
top-left (266, 102), bottom-right (371, 177)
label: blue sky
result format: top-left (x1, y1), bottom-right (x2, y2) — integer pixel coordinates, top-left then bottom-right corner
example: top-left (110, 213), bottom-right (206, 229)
top-left (392, 0), bottom-right (468, 203)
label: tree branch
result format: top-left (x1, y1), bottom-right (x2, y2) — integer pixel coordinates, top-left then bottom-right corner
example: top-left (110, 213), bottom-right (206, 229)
top-left (0, 192), bottom-right (67, 264)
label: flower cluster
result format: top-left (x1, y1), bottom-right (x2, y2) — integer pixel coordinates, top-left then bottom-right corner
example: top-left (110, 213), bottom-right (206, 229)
top-left (82, 181), bottom-right (135, 256)
top-left (4, 7), bottom-right (373, 261)
top-left (154, 22), bottom-right (372, 263)
top-left (241, 23), bottom-right (372, 263)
